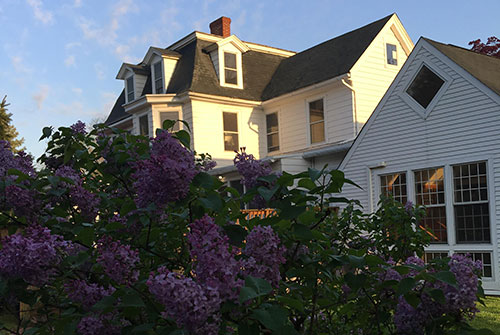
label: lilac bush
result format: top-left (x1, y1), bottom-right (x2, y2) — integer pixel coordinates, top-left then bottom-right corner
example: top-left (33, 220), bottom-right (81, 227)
top-left (0, 122), bottom-right (488, 334)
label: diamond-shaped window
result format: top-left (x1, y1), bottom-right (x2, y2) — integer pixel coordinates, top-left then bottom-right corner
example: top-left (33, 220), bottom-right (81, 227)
top-left (406, 65), bottom-right (445, 108)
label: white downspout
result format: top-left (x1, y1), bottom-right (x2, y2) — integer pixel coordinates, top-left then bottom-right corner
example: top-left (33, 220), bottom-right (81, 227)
top-left (341, 74), bottom-right (358, 136)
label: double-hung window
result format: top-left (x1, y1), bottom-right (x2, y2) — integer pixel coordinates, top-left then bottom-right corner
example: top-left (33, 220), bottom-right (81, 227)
top-left (453, 162), bottom-right (490, 243)
top-left (380, 172), bottom-right (407, 204)
top-left (139, 115), bottom-right (149, 136)
top-left (224, 52), bottom-right (238, 85)
top-left (126, 76), bottom-right (135, 102)
top-left (266, 113), bottom-right (279, 152)
top-left (223, 112), bottom-right (238, 151)
top-left (414, 167), bottom-right (447, 243)
top-left (309, 99), bottom-right (325, 144)
top-left (153, 61), bottom-right (163, 94)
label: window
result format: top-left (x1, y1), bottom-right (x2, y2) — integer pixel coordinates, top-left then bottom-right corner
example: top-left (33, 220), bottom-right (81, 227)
top-left (386, 43), bottom-right (397, 65)
top-left (139, 115), bottom-right (149, 136)
top-left (423, 252), bottom-right (448, 264)
top-left (406, 65), bottom-right (444, 108)
top-left (457, 252), bottom-right (492, 278)
top-left (153, 62), bottom-right (163, 94)
top-left (415, 168), bottom-right (447, 243)
top-left (224, 52), bottom-right (238, 85)
top-left (380, 172), bottom-right (407, 204)
top-left (309, 99), bottom-right (325, 144)
top-left (159, 111), bottom-right (179, 131)
top-left (223, 112), bottom-right (238, 151)
top-left (266, 113), bottom-right (279, 152)
top-left (126, 76), bottom-right (135, 102)
top-left (453, 162), bottom-right (490, 243)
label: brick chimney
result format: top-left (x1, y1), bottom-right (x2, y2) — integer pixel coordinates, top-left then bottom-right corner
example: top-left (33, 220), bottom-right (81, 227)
top-left (209, 17), bottom-right (231, 38)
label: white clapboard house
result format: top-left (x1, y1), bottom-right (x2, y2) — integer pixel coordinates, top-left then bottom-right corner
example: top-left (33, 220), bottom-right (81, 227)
top-left (104, 14), bottom-right (413, 189)
top-left (339, 37), bottom-right (500, 294)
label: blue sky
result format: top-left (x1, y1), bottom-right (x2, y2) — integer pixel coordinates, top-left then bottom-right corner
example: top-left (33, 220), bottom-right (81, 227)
top-left (1, 0), bottom-right (499, 158)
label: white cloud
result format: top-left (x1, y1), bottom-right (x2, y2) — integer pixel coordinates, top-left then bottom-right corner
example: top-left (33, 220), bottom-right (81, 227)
top-left (32, 85), bottom-right (50, 110)
top-left (94, 63), bottom-right (106, 80)
top-left (11, 56), bottom-right (32, 74)
top-left (74, 0), bottom-right (82, 8)
top-left (26, 0), bottom-right (54, 25)
top-left (72, 87), bottom-right (83, 95)
top-left (65, 41), bottom-right (82, 49)
top-left (64, 55), bottom-right (76, 67)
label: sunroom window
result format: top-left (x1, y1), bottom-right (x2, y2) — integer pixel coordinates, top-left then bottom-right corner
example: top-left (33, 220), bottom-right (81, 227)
top-left (406, 65), bottom-right (444, 108)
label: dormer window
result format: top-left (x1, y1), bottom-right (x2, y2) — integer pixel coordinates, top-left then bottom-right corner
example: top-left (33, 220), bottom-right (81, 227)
top-left (153, 61), bottom-right (164, 94)
top-left (224, 52), bottom-right (238, 85)
top-left (126, 76), bottom-right (135, 102)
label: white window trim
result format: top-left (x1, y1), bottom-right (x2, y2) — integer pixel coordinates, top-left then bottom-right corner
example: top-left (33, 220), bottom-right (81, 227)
top-left (371, 156), bottom-right (498, 282)
top-left (398, 57), bottom-right (453, 120)
top-left (222, 110), bottom-right (240, 152)
top-left (306, 96), bottom-right (327, 146)
top-left (125, 74), bottom-right (135, 104)
top-left (266, 111), bottom-right (281, 154)
top-left (219, 49), bottom-right (243, 89)
top-left (152, 61), bottom-right (164, 94)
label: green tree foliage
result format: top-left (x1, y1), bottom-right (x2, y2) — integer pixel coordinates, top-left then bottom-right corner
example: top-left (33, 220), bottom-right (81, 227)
top-left (0, 96), bottom-right (24, 152)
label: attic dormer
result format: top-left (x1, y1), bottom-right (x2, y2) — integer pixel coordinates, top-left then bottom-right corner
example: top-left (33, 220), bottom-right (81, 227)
top-left (205, 17), bottom-right (249, 89)
top-left (116, 64), bottom-right (149, 104)
top-left (143, 47), bottom-right (181, 94)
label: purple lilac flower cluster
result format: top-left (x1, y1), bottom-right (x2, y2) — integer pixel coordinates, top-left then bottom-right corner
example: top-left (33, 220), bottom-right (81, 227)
top-left (77, 313), bottom-right (123, 335)
top-left (147, 267), bottom-right (221, 335)
top-left (0, 225), bottom-right (71, 286)
top-left (393, 254), bottom-right (481, 334)
top-left (243, 225), bottom-right (287, 287)
top-left (132, 131), bottom-right (197, 208)
top-left (188, 215), bottom-right (243, 301)
top-left (96, 236), bottom-right (140, 285)
top-left (0, 140), bottom-right (35, 177)
top-left (233, 149), bottom-right (272, 190)
top-left (55, 166), bottom-right (99, 220)
top-left (64, 279), bottom-right (115, 310)
top-left (70, 120), bottom-right (87, 135)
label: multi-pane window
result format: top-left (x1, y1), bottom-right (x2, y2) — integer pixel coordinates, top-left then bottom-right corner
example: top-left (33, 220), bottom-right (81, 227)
top-left (423, 252), bottom-right (448, 264)
top-left (224, 52), bottom-right (238, 85)
top-left (159, 111), bottom-right (179, 131)
top-left (453, 162), bottom-right (490, 243)
top-left (223, 112), bottom-right (238, 151)
top-left (126, 76), bottom-right (135, 102)
top-left (309, 99), bottom-right (325, 144)
top-left (386, 44), bottom-right (397, 65)
top-left (153, 62), bottom-right (163, 94)
top-left (139, 115), bottom-right (149, 136)
top-left (380, 172), bottom-right (407, 204)
top-left (406, 65), bottom-right (444, 108)
top-left (415, 168), bottom-right (447, 243)
top-left (457, 252), bottom-right (492, 278)
top-left (266, 113), bottom-right (279, 152)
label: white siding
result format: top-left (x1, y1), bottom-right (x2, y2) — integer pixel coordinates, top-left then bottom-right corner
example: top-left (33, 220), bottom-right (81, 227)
top-left (341, 43), bottom-right (500, 293)
top-left (135, 74), bottom-right (147, 98)
top-left (263, 81), bottom-right (354, 156)
top-left (190, 99), bottom-right (264, 167)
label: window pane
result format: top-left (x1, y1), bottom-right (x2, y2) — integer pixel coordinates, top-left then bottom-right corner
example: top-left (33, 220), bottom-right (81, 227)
top-left (380, 172), bottom-right (407, 204)
top-left (160, 112), bottom-right (179, 131)
top-left (309, 99), bottom-right (324, 122)
top-left (455, 203), bottom-right (490, 243)
top-left (386, 43), bottom-right (397, 65)
top-left (224, 133), bottom-right (239, 151)
top-left (415, 168), bottom-right (445, 206)
top-left (267, 133), bottom-right (279, 152)
top-left (421, 207), bottom-right (447, 243)
top-left (406, 65), bottom-right (444, 108)
top-left (310, 122), bottom-right (325, 143)
top-left (224, 52), bottom-right (237, 69)
top-left (266, 113), bottom-right (279, 133)
top-left (154, 61), bottom-right (164, 94)
top-left (139, 115), bottom-right (149, 136)
top-left (223, 112), bottom-right (238, 132)
top-left (127, 76), bottom-right (134, 101)
top-left (453, 162), bottom-right (487, 202)
top-left (225, 69), bottom-right (238, 85)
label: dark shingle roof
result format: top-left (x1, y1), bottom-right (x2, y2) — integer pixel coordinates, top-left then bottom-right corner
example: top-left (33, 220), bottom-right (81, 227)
top-left (261, 14), bottom-right (393, 100)
top-left (104, 90), bottom-right (127, 125)
top-left (425, 38), bottom-right (500, 97)
top-left (149, 47), bottom-right (181, 58)
top-left (123, 63), bottom-right (149, 76)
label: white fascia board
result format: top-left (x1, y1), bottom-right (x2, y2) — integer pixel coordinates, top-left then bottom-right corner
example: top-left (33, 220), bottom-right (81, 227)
top-left (116, 64), bottom-right (134, 80)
